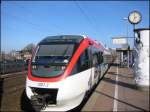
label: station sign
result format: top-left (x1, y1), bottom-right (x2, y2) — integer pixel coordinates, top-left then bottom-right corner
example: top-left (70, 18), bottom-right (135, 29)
top-left (112, 37), bottom-right (127, 45)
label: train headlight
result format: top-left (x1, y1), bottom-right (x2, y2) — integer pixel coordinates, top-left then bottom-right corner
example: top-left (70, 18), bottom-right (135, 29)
top-left (61, 59), bottom-right (68, 70)
top-left (61, 66), bottom-right (66, 70)
top-left (32, 65), bottom-right (37, 69)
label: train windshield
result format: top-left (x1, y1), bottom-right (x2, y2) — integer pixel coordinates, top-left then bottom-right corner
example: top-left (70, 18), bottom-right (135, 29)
top-left (31, 44), bottom-right (75, 78)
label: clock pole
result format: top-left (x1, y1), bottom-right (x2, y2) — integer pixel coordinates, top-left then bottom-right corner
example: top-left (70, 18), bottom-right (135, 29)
top-left (133, 24), bottom-right (136, 46)
top-left (128, 10), bottom-right (142, 46)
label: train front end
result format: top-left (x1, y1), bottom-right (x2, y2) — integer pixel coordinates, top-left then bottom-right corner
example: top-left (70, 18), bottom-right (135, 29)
top-left (25, 35), bottom-right (89, 111)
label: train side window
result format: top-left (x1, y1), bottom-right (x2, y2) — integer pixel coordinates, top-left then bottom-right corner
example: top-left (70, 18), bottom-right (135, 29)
top-left (87, 47), bottom-right (93, 67)
top-left (101, 52), bottom-right (104, 63)
top-left (93, 54), bottom-right (98, 66)
top-left (98, 52), bottom-right (103, 64)
top-left (97, 53), bottom-right (100, 64)
top-left (70, 49), bottom-right (89, 75)
top-left (79, 49), bottom-right (89, 71)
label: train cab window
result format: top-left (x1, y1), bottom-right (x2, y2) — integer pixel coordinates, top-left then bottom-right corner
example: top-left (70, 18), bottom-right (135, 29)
top-left (31, 44), bottom-right (76, 78)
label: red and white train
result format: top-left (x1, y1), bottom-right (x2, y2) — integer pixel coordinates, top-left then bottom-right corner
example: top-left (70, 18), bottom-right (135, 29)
top-left (25, 35), bottom-right (110, 111)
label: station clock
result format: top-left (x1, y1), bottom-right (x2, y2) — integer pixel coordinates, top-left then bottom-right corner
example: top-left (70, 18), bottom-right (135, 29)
top-left (128, 11), bottom-right (142, 24)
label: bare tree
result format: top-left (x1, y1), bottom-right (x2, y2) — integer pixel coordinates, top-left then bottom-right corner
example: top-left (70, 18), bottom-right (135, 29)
top-left (22, 43), bottom-right (35, 53)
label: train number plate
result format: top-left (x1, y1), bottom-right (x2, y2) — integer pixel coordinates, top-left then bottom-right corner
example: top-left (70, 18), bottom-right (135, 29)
top-left (37, 82), bottom-right (49, 87)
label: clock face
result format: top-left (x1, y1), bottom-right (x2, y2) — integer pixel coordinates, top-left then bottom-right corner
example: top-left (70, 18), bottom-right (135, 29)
top-left (128, 11), bottom-right (142, 24)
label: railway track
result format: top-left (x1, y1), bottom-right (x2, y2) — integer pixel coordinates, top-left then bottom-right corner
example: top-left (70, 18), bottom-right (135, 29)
top-left (0, 71), bottom-right (27, 111)
top-left (0, 71), bottom-right (27, 93)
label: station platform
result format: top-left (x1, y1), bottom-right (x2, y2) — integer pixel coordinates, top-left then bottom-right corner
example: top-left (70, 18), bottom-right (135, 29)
top-left (82, 66), bottom-right (149, 111)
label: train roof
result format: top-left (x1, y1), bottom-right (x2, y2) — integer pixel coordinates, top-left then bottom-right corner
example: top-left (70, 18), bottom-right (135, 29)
top-left (38, 35), bottom-right (108, 51)
top-left (39, 35), bottom-right (85, 44)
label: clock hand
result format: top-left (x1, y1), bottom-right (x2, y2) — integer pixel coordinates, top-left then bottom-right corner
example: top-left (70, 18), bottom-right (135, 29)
top-left (133, 16), bottom-right (137, 22)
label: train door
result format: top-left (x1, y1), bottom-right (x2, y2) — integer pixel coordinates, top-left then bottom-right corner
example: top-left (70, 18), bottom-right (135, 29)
top-left (86, 47), bottom-right (93, 89)
top-left (98, 52), bottom-right (104, 79)
top-left (92, 52), bottom-right (99, 85)
top-left (79, 46), bottom-right (93, 89)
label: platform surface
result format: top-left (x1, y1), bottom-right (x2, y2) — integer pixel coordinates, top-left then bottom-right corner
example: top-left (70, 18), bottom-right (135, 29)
top-left (82, 66), bottom-right (149, 111)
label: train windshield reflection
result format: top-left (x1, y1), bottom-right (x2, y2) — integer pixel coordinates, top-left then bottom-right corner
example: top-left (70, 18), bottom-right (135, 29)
top-left (31, 44), bottom-right (75, 78)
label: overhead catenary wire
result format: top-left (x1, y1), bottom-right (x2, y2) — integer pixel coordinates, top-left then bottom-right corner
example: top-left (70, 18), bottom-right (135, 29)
top-left (2, 3), bottom-right (63, 35)
top-left (14, 2), bottom-right (63, 34)
top-left (2, 11), bottom-right (56, 34)
top-left (74, 1), bottom-right (101, 38)
top-left (12, 1), bottom-right (65, 35)
top-left (74, 1), bottom-right (108, 47)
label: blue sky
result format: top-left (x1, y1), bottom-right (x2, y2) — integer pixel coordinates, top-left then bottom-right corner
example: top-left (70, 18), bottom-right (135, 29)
top-left (1, 1), bottom-right (149, 53)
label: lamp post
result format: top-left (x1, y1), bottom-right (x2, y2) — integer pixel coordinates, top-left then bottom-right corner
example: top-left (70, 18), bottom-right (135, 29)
top-left (128, 10), bottom-right (142, 69)
top-left (123, 17), bottom-right (130, 68)
top-left (123, 17), bottom-right (129, 38)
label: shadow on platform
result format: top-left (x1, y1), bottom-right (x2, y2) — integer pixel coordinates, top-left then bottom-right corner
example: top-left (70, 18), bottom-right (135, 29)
top-left (107, 72), bottom-right (133, 79)
top-left (95, 90), bottom-right (148, 111)
top-left (103, 77), bottom-right (137, 90)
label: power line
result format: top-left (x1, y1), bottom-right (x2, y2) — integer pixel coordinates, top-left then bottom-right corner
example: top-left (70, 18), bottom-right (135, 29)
top-left (74, 1), bottom-right (100, 37)
top-left (2, 10), bottom-right (61, 35)
top-left (74, 1), bottom-right (108, 46)
top-left (12, 1), bottom-right (65, 34)
top-left (2, 1), bottom-right (63, 35)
